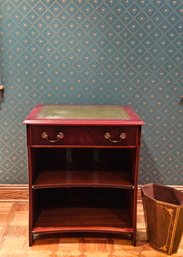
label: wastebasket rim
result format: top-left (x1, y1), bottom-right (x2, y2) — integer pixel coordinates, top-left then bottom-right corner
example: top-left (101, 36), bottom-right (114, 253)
top-left (141, 184), bottom-right (183, 207)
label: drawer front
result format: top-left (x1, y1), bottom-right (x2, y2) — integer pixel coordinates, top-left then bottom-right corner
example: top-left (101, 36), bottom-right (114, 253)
top-left (30, 126), bottom-right (138, 146)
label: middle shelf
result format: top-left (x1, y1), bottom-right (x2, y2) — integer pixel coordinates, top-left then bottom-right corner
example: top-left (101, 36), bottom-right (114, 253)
top-left (31, 148), bottom-right (136, 189)
top-left (33, 169), bottom-right (133, 189)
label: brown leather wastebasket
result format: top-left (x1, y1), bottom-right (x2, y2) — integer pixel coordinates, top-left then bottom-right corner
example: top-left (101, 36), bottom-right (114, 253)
top-left (141, 184), bottom-right (183, 254)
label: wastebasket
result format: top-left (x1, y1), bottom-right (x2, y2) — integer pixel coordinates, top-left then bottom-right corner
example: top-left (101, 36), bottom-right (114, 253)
top-left (141, 183), bottom-right (183, 254)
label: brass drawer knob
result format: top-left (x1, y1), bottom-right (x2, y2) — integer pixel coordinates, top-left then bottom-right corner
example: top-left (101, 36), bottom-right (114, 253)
top-left (41, 132), bottom-right (64, 143)
top-left (104, 132), bottom-right (126, 143)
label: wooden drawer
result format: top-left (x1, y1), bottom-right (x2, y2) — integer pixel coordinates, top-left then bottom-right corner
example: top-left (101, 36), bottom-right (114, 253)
top-left (30, 125), bottom-right (138, 146)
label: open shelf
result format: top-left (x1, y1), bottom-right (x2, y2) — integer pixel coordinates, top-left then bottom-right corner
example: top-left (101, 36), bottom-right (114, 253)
top-left (33, 167), bottom-right (133, 189)
top-left (32, 148), bottom-right (135, 189)
top-left (32, 187), bottom-right (134, 235)
top-left (32, 207), bottom-right (133, 234)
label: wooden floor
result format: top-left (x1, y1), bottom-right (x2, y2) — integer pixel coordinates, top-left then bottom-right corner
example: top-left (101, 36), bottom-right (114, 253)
top-left (0, 200), bottom-right (182, 257)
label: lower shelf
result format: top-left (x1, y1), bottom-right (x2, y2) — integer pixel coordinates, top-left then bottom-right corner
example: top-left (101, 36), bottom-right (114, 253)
top-left (32, 207), bottom-right (133, 234)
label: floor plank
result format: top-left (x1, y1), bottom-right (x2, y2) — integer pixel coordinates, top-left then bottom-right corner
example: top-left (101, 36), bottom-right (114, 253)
top-left (0, 201), bottom-right (182, 257)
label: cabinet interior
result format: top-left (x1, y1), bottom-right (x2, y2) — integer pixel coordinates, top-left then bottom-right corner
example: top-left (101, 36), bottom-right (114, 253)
top-left (31, 148), bottom-right (136, 188)
top-left (32, 188), bottom-right (134, 233)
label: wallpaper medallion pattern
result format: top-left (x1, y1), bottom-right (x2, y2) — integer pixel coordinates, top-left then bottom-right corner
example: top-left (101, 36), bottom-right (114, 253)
top-left (0, 0), bottom-right (182, 184)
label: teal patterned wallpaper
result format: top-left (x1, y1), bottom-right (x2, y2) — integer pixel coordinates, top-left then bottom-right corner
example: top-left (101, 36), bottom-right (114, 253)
top-left (0, 0), bottom-right (182, 184)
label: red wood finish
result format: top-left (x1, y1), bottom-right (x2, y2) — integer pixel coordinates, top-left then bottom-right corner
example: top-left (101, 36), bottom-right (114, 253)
top-left (33, 207), bottom-right (133, 234)
top-left (30, 125), bottom-right (138, 146)
top-left (33, 169), bottom-right (133, 189)
top-left (23, 105), bottom-right (144, 246)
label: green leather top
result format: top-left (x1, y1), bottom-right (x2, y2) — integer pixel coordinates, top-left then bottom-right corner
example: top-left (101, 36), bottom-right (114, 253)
top-left (37, 105), bottom-right (130, 120)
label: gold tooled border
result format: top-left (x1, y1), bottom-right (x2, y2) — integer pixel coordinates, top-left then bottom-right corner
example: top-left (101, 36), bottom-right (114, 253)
top-left (151, 204), bottom-right (174, 254)
top-left (169, 207), bottom-right (180, 254)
